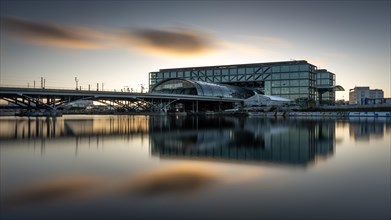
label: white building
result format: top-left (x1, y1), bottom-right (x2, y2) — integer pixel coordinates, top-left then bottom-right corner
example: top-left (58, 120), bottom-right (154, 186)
top-left (349, 86), bottom-right (384, 105)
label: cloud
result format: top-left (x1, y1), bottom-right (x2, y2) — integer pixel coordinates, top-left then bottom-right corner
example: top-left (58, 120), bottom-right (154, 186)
top-left (120, 27), bottom-right (216, 56)
top-left (1, 16), bottom-right (108, 49)
top-left (1, 16), bottom-right (217, 57)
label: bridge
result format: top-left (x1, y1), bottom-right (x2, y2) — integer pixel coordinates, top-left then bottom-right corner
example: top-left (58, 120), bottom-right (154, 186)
top-left (0, 87), bottom-right (243, 113)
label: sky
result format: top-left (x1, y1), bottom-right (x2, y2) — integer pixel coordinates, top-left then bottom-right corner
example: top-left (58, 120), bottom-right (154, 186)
top-left (0, 0), bottom-right (390, 100)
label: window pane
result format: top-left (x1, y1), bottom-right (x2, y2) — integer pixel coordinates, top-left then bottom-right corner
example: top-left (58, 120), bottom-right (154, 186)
top-left (273, 88), bottom-right (281, 94)
top-left (272, 73), bottom-right (281, 79)
top-left (299, 65), bottom-right (308, 71)
top-left (281, 80), bottom-right (289, 87)
top-left (290, 80), bottom-right (299, 86)
top-left (229, 68), bottom-right (237, 74)
top-left (272, 81), bottom-right (281, 87)
top-left (281, 88), bottom-right (289, 94)
top-left (281, 73), bottom-right (289, 79)
top-left (281, 65), bottom-right (289, 72)
top-left (290, 65), bottom-right (299, 71)
top-left (246, 67), bottom-right (254, 74)
top-left (299, 87), bottom-right (308, 93)
top-left (290, 72), bottom-right (299, 79)
top-left (290, 87), bottom-right (299, 93)
top-left (300, 80), bottom-right (309, 86)
top-left (272, 66), bottom-right (280, 72)
top-left (300, 72), bottom-right (309, 78)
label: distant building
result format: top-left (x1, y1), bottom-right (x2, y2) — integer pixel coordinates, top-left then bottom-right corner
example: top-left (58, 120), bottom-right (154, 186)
top-left (349, 86), bottom-right (384, 105)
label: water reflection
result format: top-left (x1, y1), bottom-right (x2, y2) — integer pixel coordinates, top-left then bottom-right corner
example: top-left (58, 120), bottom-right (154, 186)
top-left (1, 116), bottom-right (390, 219)
top-left (149, 116), bottom-right (336, 167)
top-left (348, 118), bottom-right (390, 141)
top-left (1, 115), bottom-right (390, 161)
top-left (0, 115), bottom-right (149, 140)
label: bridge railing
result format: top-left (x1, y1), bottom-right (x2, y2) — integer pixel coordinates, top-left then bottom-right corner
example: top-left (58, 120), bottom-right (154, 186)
top-left (0, 84), bottom-right (148, 93)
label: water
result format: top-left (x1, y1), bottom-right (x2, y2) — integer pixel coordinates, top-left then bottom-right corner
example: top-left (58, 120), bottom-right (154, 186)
top-left (0, 115), bottom-right (390, 220)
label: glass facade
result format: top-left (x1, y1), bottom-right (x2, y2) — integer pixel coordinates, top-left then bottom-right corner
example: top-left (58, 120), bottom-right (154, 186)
top-left (149, 60), bottom-right (320, 103)
top-left (315, 69), bottom-right (336, 104)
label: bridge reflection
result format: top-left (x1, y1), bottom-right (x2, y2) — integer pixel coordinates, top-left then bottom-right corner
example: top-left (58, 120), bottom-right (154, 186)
top-left (149, 117), bottom-right (336, 167)
top-left (0, 115), bottom-right (149, 140)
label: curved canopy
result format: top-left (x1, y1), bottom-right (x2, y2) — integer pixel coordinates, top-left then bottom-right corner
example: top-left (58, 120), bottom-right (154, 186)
top-left (150, 78), bottom-right (255, 99)
top-left (316, 85), bottom-right (345, 91)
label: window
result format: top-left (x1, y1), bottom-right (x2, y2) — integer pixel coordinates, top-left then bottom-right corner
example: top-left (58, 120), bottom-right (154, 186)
top-left (299, 87), bottom-right (308, 93)
top-left (185, 71), bottom-right (190, 77)
top-left (177, 71), bottom-right (184, 78)
top-left (272, 73), bottom-right (281, 80)
top-left (207, 70), bottom-right (213, 76)
top-left (290, 80), bottom-right (299, 86)
top-left (281, 65), bottom-right (289, 72)
top-left (290, 72), bottom-right (299, 79)
top-left (300, 72), bottom-right (309, 78)
top-left (222, 69), bottom-right (228, 75)
top-left (281, 73), bottom-right (289, 79)
top-left (229, 68), bottom-right (237, 74)
top-left (299, 65), bottom-right (308, 71)
top-left (272, 66), bottom-right (281, 72)
top-left (290, 87), bottom-right (299, 93)
top-left (290, 65), bottom-right (299, 71)
top-left (272, 88), bottom-right (281, 94)
top-left (320, 72), bottom-right (328, 78)
top-left (281, 80), bottom-right (289, 87)
top-left (272, 81), bottom-right (281, 87)
top-left (281, 88), bottom-right (289, 94)
top-left (246, 67), bottom-right (253, 74)
top-left (170, 72), bottom-right (176, 77)
top-left (238, 68), bottom-right (245, 75)
top-left (321, 79), bottom-right (330, 85)
top-left (300, 80), bottom-right (308, 86)
top-left (265, 81), bottom-right (271, 94)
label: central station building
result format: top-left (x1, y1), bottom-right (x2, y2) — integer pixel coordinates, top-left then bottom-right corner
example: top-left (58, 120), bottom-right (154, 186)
top-left (149, 60), bottom-right (344, 107)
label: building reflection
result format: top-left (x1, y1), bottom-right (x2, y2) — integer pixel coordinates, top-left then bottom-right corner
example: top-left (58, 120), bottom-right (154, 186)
top-left (1, 115), bottom-right (338, 166)
top-left (348, 118), bottom-right (390, 141)
top-left (149, 117), bottom-right (336, 167)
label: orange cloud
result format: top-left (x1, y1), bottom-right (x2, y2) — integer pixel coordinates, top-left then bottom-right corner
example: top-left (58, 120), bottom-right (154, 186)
top-left (1, 16), bottom-right (108, 49)
top-left (120, 27), bottom-right (216, 56)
